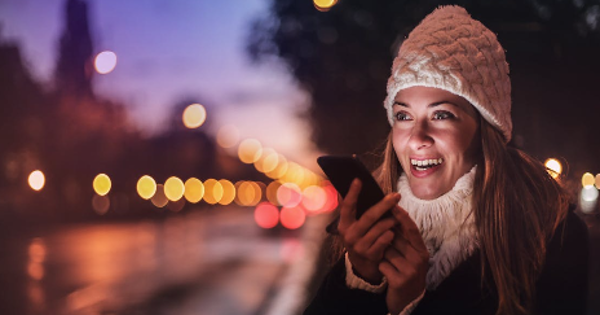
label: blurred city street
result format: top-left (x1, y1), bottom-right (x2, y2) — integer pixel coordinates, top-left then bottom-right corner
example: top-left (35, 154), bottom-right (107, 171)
top-left (2, 1), bottom-right (600, 315)
top-left (0, 206), bottom-right (330, 315)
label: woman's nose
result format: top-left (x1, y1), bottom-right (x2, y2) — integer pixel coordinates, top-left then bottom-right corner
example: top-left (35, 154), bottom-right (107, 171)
top-left (408, 121), bottom-right (433, 150)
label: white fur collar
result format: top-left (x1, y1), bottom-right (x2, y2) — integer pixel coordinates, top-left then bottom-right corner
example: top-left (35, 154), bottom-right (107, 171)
top-left (397, 166), bottom-right (478, 290)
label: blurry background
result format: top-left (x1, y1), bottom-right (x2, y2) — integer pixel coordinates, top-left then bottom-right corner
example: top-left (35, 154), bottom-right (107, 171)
top-left (0, 0), bottom-right (599, 314)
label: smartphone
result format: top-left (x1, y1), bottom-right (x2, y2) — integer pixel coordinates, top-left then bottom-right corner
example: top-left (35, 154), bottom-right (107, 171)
top-left (317, 155), bottom-right (387, 234)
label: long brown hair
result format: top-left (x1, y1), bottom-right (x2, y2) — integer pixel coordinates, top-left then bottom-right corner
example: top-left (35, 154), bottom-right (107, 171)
top-left (373, 117), bottom-right (570, 314)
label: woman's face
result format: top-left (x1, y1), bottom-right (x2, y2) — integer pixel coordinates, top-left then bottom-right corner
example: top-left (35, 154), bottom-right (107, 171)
top-left (392, 86), bottom-right (480, 200)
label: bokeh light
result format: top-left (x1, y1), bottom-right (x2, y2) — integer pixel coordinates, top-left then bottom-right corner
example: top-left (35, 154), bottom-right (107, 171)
top-left (151, 184), bottom-right (168, 208)
top-left (238, 138), bottom-right (263, 164)
top-left (544, 158), bottom-right (562, 179)
top-left (580, 185), bottom-right (599, 214)
top-left (28, 170), bottom-right (45, 191)
top-left (254, 202), bottom-right (279, 229)
top-left (582, 185), bottom-right (599, 202)
top-left (93, 173), bottom-right (111, 196)
top-left (321, 183), bottom-right (339, 212)
top-left (235, 181), bottom-right (262, 206)
top-left (266, 181), bottom-right (282, 205)
top-left (164, 176), bottom-right (185, 201)
top-left (582, 172), bottom-right (595, 188)
top-left (182, 103), bottom-right (207, 129)
top-left (218, 179), bottom-right (236, 205)
top-left (137, 175), bottom-right (157, 200)
top-left (235, 181), bottom-right (250, 206)
top-left (29, 238), bottom-right (46, 264)
top-left (167, 198), bottom-right (186, 212)
top-left (281, 162), bottom-right (305, 186)
top-left (184, 178), bottom-right (204, 203)
top-left (255, 148), bottom-right (279, 173)
top-left (302, 185), bottom-right (327, 213)
top-left (314, 0), bottom-right (338, 12)
top-left (203, 179), bottom-right (223, 205)
top-left (94, 50), bottom-right (117, 74)
top-left (596, 174), bottom-right (600, 188)
top-left (28, 238), bottom-right (46, 281)
top-left (216, 124), bottom-right (240, 148)
top-left (280, 206), bottom-right (306, 230)
top-left (28, 262), bottom-right (44, 281)
top-left (277, 182), bottom-right (302, 208)
top-left (92, 195), bottom-right (110, 215)
top-left (265, 154), bottom-right (288, 179)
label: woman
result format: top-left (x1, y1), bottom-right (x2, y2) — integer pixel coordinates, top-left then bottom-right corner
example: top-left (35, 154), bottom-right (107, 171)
top-left (304, 6), bottom-right (588, 315)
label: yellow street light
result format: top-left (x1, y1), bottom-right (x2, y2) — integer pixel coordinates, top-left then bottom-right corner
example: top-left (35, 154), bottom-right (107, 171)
top-left (93, 173), bottom-right (112, 196)
top-left (137, 175), bottom-right (157, 200)
top-left (164, 176), bottom-right (185, 201)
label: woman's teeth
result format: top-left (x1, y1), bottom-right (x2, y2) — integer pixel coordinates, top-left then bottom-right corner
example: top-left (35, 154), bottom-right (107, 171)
top-left (411, 158), bottom-right (443, 171)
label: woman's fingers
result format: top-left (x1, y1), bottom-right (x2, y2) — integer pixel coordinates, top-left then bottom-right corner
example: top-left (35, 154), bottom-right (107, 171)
top-left (353, 217), bottom-right (397, 252)
top-left (352, 192), bottom-right (401, 232)
top-left (365, 230), bottom-right (395, 259)
top-left (343, 193), bottom-right (400, 246)
top-left (391, 205), bottom-right (427, 251)
top-left (353, 220), bottom-right (396, 261)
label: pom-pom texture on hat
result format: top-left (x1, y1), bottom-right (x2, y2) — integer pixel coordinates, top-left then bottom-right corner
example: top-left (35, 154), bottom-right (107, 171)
top-left (384, 5), bottom-right (512, 142)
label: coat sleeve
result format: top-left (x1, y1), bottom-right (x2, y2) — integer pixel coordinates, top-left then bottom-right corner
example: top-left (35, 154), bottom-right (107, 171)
top-left (534, 210), bottom-right (589, 315)
top-left (303, 256), bottom-right (389, 315)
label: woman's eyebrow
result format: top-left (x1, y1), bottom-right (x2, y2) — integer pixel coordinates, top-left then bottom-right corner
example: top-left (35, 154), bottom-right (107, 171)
top-left (392, 100), bottom-right (459, 108)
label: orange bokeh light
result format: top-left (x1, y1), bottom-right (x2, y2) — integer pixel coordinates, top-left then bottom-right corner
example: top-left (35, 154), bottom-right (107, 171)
top-left (235, 181), bottom-right (262, 206)
top-left (238, 139), bottom-right (263, 164)
top-left (151, 184), bottom-right (168, 208)
top-left (203, 179), bottom-right (223, 205)
top-left (184, 178), bottom-right (204, 203)
top-left (218, 179), bottom-right (236, 205)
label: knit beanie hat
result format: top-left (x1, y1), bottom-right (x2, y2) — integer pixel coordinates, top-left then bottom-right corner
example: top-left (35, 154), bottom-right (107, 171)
top-left (384, 5), bottom-right (512, 142)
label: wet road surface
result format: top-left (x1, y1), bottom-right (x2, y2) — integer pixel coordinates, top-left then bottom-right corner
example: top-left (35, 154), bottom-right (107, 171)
top-left (0, 206), bottom-right (329, 315)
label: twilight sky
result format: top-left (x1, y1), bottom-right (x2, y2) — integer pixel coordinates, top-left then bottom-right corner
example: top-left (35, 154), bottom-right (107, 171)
top-left (0, 0), bottom-right (318, 165)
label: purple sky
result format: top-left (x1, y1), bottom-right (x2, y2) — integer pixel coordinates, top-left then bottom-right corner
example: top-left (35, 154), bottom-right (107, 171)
top-left (0, 0), bottom-right (318, 165)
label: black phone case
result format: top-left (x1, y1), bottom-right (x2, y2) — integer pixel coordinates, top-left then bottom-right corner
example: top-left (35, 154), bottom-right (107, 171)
top-left (317, 155), bottom-right (386, 234)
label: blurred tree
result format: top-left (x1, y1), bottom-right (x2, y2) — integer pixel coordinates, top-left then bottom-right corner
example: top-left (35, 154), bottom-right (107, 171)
top-left (248, 0), bottom-right (600, 171)
top-left (0, 38), bottom-right (50, 216)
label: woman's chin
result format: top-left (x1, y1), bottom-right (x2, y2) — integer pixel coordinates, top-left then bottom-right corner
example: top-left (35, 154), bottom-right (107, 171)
top-left (410, 185), bottom-right (446, 200)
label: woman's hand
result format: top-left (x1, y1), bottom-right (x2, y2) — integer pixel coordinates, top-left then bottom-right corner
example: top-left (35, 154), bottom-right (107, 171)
top-left (338, 179), bottom-right (401, 284)
top-left (379, 206), bottom-right (429, 315)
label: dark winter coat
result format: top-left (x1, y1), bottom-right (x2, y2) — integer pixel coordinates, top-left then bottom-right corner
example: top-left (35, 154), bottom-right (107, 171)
top-left (304, 210), bottom-right (589, 315)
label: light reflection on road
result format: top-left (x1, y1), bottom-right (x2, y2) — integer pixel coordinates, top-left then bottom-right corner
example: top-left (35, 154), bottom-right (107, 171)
top-left (15, 206), bottom-right (326, 315)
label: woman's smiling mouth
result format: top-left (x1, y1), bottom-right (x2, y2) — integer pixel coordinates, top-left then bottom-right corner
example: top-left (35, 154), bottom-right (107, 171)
top-left (410, 158), bottom-right (444, 171)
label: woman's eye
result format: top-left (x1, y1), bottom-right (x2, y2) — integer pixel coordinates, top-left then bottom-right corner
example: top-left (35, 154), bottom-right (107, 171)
top-left (395, 112), bottom-right (411, 121)
top-left (432, 111), bottom-right (455, 120)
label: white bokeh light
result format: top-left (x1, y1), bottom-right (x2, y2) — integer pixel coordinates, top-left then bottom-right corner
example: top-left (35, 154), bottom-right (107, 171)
top-left (94, 51), bottom-right (117, 74)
